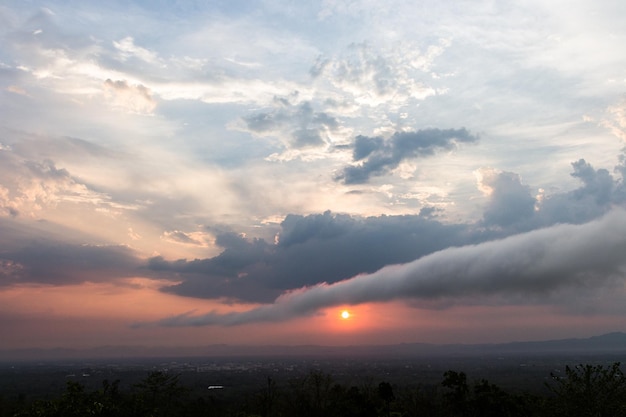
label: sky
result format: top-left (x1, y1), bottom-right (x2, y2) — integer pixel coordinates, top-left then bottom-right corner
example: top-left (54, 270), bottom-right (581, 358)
top-left (1, 0), bottom-right (626, 350)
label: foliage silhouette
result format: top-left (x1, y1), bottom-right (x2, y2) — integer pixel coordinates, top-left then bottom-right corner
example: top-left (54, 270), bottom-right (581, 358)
top-left (377, 381), bottom-right (394, 417)
top-left (6, 362), bottom-right (626, 417)
top-left (132, 371), bottom-right (190, 417)
top-left (546, 362), bottom-right (626, 417)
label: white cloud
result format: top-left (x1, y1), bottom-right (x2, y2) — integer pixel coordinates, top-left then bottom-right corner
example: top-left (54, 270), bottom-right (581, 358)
top-left (103, 79), bottom-right (157, 114)
top-left (113, 36), bottom-right (160, 64)
top-left (602, 96), bottom-right (626, 142)
top-left (313, 40), bottom-right (447, 109)
top-left (161, 230), bottom-right (209, 247)
top-left (0, 156), bottom-right (116, 218)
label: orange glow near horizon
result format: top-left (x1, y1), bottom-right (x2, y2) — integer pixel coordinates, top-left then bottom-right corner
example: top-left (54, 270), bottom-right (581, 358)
top-left (2, 282), bottom-right (625, 350)
top-left (317, 305), bottom-right (373, 336)
top-left (0, 277), bottom-right (258, 320)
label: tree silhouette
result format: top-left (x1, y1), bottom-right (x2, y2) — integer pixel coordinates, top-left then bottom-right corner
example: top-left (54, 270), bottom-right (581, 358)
top-left (257, 376), bottom-right (278, 417)
top-left (442, 370), bottom-right (470, 416)
top-left (378, 381), bottom-right (395, 417)
top-left (132, 371), bottom-right (189, 417)
top-left (13, 380), bottom-right (125, 417)
top-left (547, 362), bottom-right (626, 417)
top-left (284, 370), bottom-right (334, 417)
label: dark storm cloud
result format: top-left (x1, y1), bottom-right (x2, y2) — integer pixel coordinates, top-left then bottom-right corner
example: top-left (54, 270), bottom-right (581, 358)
top-left (151, 153), bottom-right (626, 309)
top-left (615, 153), bottom-right (626, 185)
top-left (0, 242), bottom-right (142, 286)
top-left (474, 156), bottom-right (626, 232)
top-left (159, 209), bottom-right (626, 326)
top-left (570, 159), bottom-right (616, 204)
top-left (352, 135), bottom-right (384, 160)
top-left (537, 157), bottom-right (626, 226)
top-left (243, 99), bottom-right (338, 148)
top-left (336, 128), bottom-right (478, 184)
top-left (153, 212), bottom-right (473, 302)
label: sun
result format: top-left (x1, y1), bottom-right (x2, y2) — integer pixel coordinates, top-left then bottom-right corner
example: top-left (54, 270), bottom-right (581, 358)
top-left (340, 310), bottom-right (350, 319)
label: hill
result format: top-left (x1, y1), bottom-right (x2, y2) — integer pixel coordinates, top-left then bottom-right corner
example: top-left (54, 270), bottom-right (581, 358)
top-left (2, 332), bottom-right (625, 361)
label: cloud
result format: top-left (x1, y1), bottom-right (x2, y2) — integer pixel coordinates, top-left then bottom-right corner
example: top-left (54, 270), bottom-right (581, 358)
top-left (6, 85), bottom-right (29, 96)
top-left (6, 132), bottom-right (123, 162)
top-left (0, 156), bottom-right (74, 216)
top-left (570, 159), bottom-right (616, 205)
top-left (336, 128), bottom-right (478, 184)
top-left (471, 155), bottom-right (626, 231)
top-left (161, 230), bottom-right (208, 246)
top-left (313, 40), bottom-right (448, 107)
top-left (103, 79), bottom-right (157, 114)
top-left (0, 242), bottom-right (142, 286)
top-left (4, 0), bottom-right (626, 345)
top-left (3, 8), bottom-right (304, 115)
top-left (241, 95), bottom-right (340, 151)
top-left (603, 96), bottom-right (626, 141)
top-left (536, 157), bottom-right (626, 225)
top-left (0, 150), bottom-right (116, 218)
top-left (113, 36), bottom-right (159, 64)
top-left (149, 153), bottom-right (626, 307)
top-left (476, 168), bottom-right (536, 228)
top-left (152, 212), bottom-right (472, 303)
top-left (158, 208), bottom-right (626, 326)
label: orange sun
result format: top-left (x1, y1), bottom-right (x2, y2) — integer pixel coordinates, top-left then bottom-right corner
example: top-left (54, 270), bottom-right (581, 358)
top-left (340, 310), bottom-right (350, 319)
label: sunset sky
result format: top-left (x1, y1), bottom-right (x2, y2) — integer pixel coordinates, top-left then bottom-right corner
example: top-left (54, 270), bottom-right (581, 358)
top-left (2, 0), bottom-right (626, 351)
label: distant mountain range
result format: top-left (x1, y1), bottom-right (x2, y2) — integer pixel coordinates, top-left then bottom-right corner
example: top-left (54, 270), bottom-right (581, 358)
top-left (2, 332), bottom-right (626, 362)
